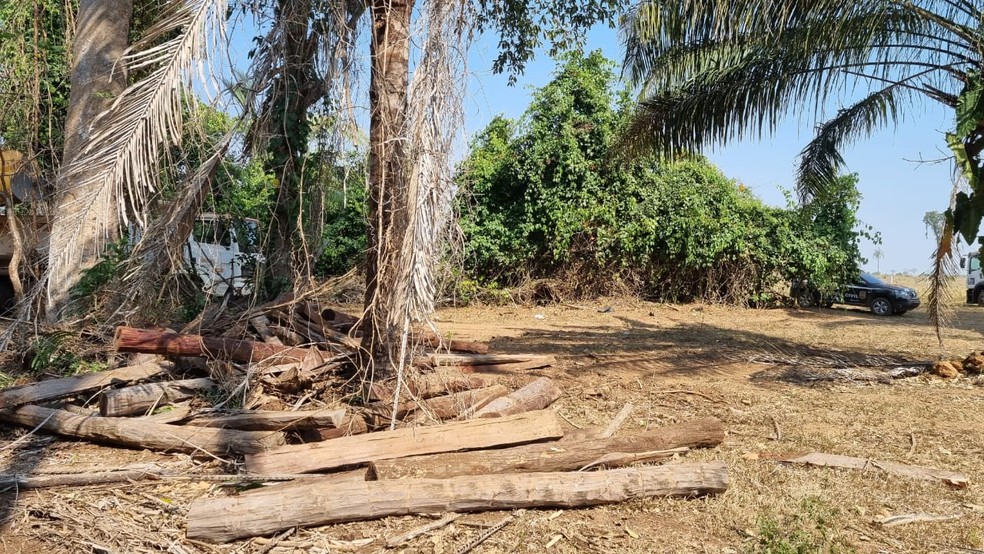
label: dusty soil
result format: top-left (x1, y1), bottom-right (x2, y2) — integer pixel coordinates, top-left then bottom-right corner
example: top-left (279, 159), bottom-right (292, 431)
top-left (2, 297), bottom-right (984, 553)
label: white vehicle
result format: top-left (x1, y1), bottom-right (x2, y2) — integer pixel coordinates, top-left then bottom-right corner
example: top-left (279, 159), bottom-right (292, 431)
top-left (184, 213), bottom-right (263, 297)
top-left (962, 251), bottom-right (984, 305)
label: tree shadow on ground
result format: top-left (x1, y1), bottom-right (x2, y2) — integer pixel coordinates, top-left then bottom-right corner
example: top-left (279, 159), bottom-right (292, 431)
top-left (488, 314), bottom-right (927, 387)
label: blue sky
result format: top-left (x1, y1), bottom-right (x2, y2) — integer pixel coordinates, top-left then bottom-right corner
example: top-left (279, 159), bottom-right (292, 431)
top-left (465, 25), bottom-right (960, 275)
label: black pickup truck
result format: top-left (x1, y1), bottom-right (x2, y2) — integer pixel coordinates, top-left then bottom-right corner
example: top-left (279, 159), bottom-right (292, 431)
top-left (791, 272), bottom-right (921, 316)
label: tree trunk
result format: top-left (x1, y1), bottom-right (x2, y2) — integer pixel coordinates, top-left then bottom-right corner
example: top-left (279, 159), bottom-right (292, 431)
top-left (360, 0), bottom-right (415, 375)
top-left (46, 0), bottom-right (132, 320)
top-left (186, 463), bottom-right (729, 543)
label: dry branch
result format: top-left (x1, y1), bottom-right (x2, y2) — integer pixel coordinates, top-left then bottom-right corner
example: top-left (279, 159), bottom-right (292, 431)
top-left (369, 417), bottom-right (724, 479)
top-left (245, 410), bottom-right (565, 475)
top-left (0, 405), bottom-right (285, 455)
top-left (99, 378), bottom-right (216, 416)
top-left (186, 463), bottom-right (729, 543)
top-left (114, 326), bottom-right (316, 364)
top-left (0, 360), bottom-right (174, 409)
top-left (761, 451), bottom-right (969, 488)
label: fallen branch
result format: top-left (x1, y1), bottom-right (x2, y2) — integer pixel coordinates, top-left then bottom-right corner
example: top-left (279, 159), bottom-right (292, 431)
top-left (758, 451), bottom-right (969, 488)
top-left (185, 462), bottom-right (729, 543)
top-left (600, 403), bottom-right (634, 438)
top-left (455, 514), bottom-right (513, 554)
top-left (385, 513), bottom-right (460, 549)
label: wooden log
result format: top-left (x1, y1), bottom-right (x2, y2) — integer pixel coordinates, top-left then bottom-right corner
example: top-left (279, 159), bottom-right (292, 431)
top-left (186, 462), bottom-right (728, 543)
top-left (249, 315), bottom-right (283, 346)
top-left (321, 307), bottom-right (360, 331)
top-left (366, 372), bottom-right (488, 403)
top-left (0, 405), bottom-right (285, 455)
top-left (245, 409), bottom-right (565, 475)
top-left (417, 332), bottom-right (490, 354)
top-left (452, 358), bottom-right (556, 374)
top-left (99, 378), bottom-right (217, 417)
top-left (369, 385), bottom-right (510, 426)
top-left (370, 417), bottom-right (725, 479)
top-left (184, 408), bottom-right (349, 432)
top-left (0, 360), bottom-right (175, 409)
top-left (470, 377), bottom-right (560, 418)
top-left (428, 353), bottom-right (553, 366)
top-left (114, 326), bottom-right (316, 364)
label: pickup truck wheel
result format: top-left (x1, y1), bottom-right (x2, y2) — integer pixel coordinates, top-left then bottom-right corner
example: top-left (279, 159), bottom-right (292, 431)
top-left (976, 287), bottom-right (984, 306)
top-left (796, 290), bottom-right (815, 308)
top-left (869, 296), bottom-right (894, 316)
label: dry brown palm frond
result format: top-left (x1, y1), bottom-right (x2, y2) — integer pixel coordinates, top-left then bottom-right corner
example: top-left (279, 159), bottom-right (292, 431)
top-left (927, 217), bottom-right (956, 348)
top-left (48, 0), bottom-right (227, 267)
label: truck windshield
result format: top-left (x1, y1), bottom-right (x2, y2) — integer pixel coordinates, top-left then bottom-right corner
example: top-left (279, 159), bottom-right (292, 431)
top-left (971, 256), bottom-right (981, 272)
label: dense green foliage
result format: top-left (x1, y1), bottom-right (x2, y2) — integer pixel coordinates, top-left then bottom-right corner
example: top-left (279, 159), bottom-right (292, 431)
top-left (457, 52), bottom-right (870, 303)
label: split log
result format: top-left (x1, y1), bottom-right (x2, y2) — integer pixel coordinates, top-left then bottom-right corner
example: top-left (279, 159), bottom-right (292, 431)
top-left (366, 372), bottom-right (488, 403)
top-left (186, 462), bottom-right (728, 543)
top-left (245, 409), bottom-right (565, 475)
top-left (249, 315), bottom-right (283, 346)
top-left (114, 326), bottom-right (316, 364)
top-left (370, 417), bottom-right (724, 479)
top-left (0, 405), bottom-right (285, 455)
top-left (470, 377), bottom-right (560, 418)
top-left (184, 408), bottom-right (352, 432)
top-left (0, 360), bottom-right (174, 409)
top-left (759, 451), bottom-right (969, 488)
top-left (369, 385), bottom-right (510, 426)
top-left (99, 378), bottom-right (217, 417)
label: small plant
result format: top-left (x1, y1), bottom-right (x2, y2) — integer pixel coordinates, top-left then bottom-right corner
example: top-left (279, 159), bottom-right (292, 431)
top-left (750, 496), bottom-right (855, 554)
top-left (27, 331), bottom-right (80, 376)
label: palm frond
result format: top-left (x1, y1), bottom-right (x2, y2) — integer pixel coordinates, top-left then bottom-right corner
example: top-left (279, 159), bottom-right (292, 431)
top-left (53, 0), bottom-right (226, 240)
top-left (927, 214), bottom-right (956, 347)
top-left (796, 85), bottom-right (907, 199)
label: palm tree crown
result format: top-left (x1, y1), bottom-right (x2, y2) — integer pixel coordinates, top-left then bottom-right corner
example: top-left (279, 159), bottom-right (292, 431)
top-left (620, 0), bottom-right (983, 200)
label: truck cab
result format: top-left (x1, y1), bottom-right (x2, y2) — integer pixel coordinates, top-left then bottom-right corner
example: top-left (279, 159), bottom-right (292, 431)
top-left (184, 213), bottom-right (262, 297)
top-left (962, 251), bottom-right (984, 304)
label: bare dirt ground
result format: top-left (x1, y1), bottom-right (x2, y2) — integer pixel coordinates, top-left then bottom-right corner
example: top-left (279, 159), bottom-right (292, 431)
top-left (2, 293), bottom-right (984, 553)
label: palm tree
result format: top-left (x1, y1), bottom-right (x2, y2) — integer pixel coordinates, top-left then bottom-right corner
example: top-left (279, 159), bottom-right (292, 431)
top-left (620, 0), bottom-right (983, 199)
top-left (873, 247), bottom-right (885, 272)
top-left (620, 0), bottom-right (983, 341)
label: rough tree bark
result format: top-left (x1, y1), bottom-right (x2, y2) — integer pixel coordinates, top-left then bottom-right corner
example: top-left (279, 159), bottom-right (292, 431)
top-left (46, 0), bottom-right (132, 320)
top-left (360, 0), bottom-right (415, 374)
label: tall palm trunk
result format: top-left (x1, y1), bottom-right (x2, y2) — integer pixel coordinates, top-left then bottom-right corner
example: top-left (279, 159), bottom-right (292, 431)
top-left (46, 0), bottom-right (132, 320)
top-left (361, 0), bottom-right (414, 375)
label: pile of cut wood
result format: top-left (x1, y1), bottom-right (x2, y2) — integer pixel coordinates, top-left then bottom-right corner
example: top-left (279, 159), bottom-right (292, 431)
top-left (0, 298), bottom-right (730, 544)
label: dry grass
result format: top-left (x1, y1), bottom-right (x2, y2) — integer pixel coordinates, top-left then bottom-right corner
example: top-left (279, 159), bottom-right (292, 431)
top-left (2, 295), bottom-right (984, 553)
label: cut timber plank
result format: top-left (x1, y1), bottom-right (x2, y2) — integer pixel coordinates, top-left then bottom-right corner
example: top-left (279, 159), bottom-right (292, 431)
top-left (453, 358), bottom-right (556, 373)
top-left (761, 451), bottom-right (969, 488)
top-left (113, 327), bottom-right (316, 364)
top-left (370, 417), bottom-right (724, 479)
top-left (186, 462), bottom-right (729, 543)
top-left (245, 410), bottom-right (564, 475)
top-left (0, 405), bottom-right (285, 455)
top-left (184, 408), bottom-right (350, 432)
top-left (417, 332), bottom-right (489, 354)
top-left (99, 378), bottom-right (216, 416)
top-left (471, 377), bottom-right (560, 418)
top-left (0, 361), bottom-right (174, 409)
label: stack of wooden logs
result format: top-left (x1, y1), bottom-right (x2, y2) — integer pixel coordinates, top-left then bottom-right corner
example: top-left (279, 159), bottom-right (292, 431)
top-left (0, 299), bottom-right (730, 544)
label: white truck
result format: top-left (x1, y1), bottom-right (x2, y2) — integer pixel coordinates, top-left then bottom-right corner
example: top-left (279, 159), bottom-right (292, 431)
top-left (962, 251), bottom-right (984, 305)
top-left (1, 150), bottom-right (262, 305)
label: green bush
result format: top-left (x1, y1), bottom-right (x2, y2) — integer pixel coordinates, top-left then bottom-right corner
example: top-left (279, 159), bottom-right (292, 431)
top-left (456, 51), bottom-right (870, 303)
